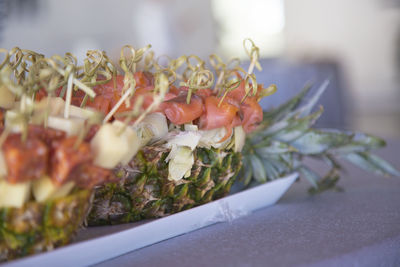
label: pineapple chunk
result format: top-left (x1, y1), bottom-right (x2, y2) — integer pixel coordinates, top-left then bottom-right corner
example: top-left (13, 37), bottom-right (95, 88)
top-left (0, 85), bottom-right (16, 109)
top-left (33, 176), bottom-right (75, 202)
top-left (48, 97), bottom-right (66, 116)
top-left (0, 151), bottom-right (7, 177)
top-left (91, 121), bottom-right (140, 168)
top-left (69, 105), bottom-right (97, 119)
top-left (114, 122), bottom-right (141, 165)
top-left (5, 110), bottom-right (25, 133)
top-left (45, 97), bottom-right (96, 119)
top-left (47, 116), bottom-right (85, 136)
top-left (0, 181), bottom-right (31, 208)
top-left (234, 126), bottom-right (246, 152)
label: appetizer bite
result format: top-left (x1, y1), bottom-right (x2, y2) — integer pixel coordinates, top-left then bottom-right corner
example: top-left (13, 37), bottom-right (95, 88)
top-left (0, 49), bottom-right (114, 260)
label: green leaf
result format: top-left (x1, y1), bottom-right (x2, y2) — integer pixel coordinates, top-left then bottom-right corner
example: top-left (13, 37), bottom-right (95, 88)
top-left (263, 83), bottom-right (312, 123)
top-left (365, 153), bottom-right (400, 177)
top-left (330, 132), bottom-right (386, 154)
top-left (254, 140), bottom-right (296, 154)
top-left (291, 129), bottom-right (352, 155)
top-left (330, 144), bottom-right (371, 155)
top-left (291, 80), bottom-right (329, 118)
top-left (273, 107), bottom-right (324, 142)
top-left (343, 152), bottom-right (400, 177)
top-left (249, 154), bottom-right (267, 183)
top-left (255, 119), bottom-right (290, 140)
top-left (308, 169), bottom-right (342, 195)
top-left (298, 166), bottom-right (319, 188)
top-left (261, 155), bottom-right (291, 175)
top-left (279, 153), bottom-right (295, 169)
top-left (241, 158), bottom-right (253, 186)
top-left (352, 132), bottom-right (386, 148)
top-left (262, 158), bottom-right (280, 180)
top-left (320, 154), bottom-right (343, 170)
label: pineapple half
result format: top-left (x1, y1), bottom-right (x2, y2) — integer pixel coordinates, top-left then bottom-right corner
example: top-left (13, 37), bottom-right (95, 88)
top-left (0, 188), bottom-right (92, 261)
top-left (88, 81), bottom-right (400, 226)
top-left (88, 145), bottom-right (241, 225)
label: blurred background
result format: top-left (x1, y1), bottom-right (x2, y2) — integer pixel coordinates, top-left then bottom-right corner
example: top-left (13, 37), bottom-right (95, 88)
top-left (0, 0), bottom-right (399, 137)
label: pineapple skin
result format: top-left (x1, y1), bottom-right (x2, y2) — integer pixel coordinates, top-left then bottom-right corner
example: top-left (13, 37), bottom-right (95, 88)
top-left (88, 146), bottom-right (242, 225)
top-left (0, 189), bottom-right (91, 261)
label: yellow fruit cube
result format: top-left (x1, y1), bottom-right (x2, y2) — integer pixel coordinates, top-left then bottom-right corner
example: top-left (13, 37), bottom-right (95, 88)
top-left (0, 181), bottom-right (31, 208)
top-left (0, 85), bottom-right (15, 109)
top-left (91, 121), bottom-right (140, 168)
top-left (47, 116), bottom-right (85, 136)
top-left (33, 176), bottom-right (75, 202)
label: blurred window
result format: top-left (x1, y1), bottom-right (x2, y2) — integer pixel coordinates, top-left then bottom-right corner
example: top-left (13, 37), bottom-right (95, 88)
top-left (211, 0), bottom-right (285, 58)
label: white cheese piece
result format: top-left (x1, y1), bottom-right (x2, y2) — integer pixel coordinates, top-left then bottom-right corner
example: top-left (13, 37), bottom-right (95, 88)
top-left (0, 151), bottom-right (7, 178)
top-left (33, 176), bottom-right (75, 202)
top-left (91, 121), bottom-right (140, 168)
top-left (48, 97), bottom-right (66, 116)
top-left (0, 85), bottom-right (16, 109)
top-left (5, 110), bottom-right (25, 133)
top-left (44, 97), bottom-right (96, 119)
top-left (234, 125), bottom-right (246, 152)
top-left (113, 121), bottom-right (141, 165)
top-left (47, 116), bottom-right (85, 136)
top-left (68, 105), bottom-right (97, 119)
top-left (0, 181), bottom-right (31, 208)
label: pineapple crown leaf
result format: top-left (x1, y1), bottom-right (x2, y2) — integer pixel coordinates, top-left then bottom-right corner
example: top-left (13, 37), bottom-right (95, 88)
top-left (308, 168), bottom-right (343, 195)
top-left (262, 84), bottom-right (310, 122)
top-left (343, 152), bottom-right (400, 177)
top-left (286, 80), bottom-right (329, 119)
top-left (241, 81), bottom-right (400, 194)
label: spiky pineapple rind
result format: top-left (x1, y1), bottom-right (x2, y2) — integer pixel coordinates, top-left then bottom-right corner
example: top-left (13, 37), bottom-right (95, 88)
top-left (0, 189), bottom-right (92, 261)
top-left (88, 147), bottom-right (242, 226)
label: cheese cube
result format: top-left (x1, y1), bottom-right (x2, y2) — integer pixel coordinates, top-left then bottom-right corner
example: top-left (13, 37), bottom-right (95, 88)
top-left (33, 176), bottom-right (75, 202)
top-left (0, 181), bottom-right (31, 208)
top-left (0, 85), bottom-right (15, 109)
top-left (47, 116), bottom-right (85, 136)
top-left (91, 121), bottom-right (140, 168)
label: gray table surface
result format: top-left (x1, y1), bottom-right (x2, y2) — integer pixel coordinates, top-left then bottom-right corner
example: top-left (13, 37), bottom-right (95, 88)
top-left (94, 139), bottom-right (400, 267)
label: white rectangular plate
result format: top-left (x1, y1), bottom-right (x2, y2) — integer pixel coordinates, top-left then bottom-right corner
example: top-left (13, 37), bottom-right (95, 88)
top-left (3, 172), bottom-right (298, 267)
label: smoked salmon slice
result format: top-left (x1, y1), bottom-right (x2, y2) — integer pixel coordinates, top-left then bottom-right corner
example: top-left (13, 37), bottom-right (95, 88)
top-left (199, 96), bottom-right (239, 130)
top-left (162, 94), bottom-right (204, 125)
top-left (240, 97), bottom-right (263, 133)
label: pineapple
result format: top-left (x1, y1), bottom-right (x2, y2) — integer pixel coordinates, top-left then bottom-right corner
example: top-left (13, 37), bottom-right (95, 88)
top-left (88, 145), bottom-right (241, 225)
top-left (88, 81), bottom-right (400, 226)
top-left (0, 189), bottom-right (92, 261)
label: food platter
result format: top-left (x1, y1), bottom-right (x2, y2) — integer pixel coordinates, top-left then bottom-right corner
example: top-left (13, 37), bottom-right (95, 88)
top-left (2, 173), bottom-right (298, 267)
top-left (1, 41), bottom-right (397, 264)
